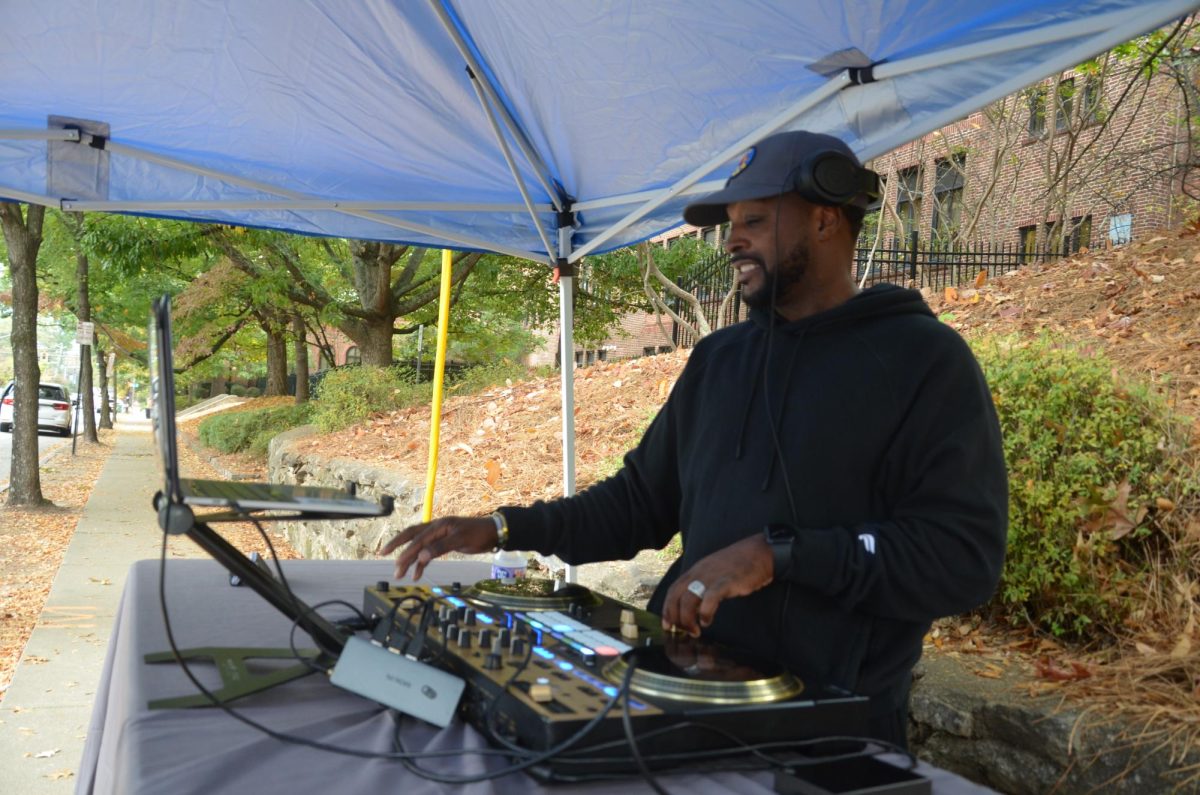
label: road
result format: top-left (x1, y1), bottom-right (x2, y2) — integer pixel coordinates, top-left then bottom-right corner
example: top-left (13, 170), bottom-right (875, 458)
top-left (0, 429), bottom-right (73, 488)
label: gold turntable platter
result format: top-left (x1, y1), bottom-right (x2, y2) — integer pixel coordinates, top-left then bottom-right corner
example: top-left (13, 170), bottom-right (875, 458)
top-left (464, 577), bottom-right (603, 611)
top-left (604, 640), bottom-right (803, 705)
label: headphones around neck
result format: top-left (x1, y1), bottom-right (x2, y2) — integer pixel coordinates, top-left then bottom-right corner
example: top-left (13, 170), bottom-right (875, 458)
top-left (788, 149), bottom-right (880, 207)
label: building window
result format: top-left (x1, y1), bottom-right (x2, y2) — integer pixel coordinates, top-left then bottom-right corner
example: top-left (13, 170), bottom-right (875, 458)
top-left (895, 166), bottom-right (922, 242)
top-left (1027, 87), bottom-right (1047, 137)
top-left (1054, 77), bottom-right (1074, 132)
top-left (1080, 77), bottom-right (1102, 124)
top-left (597, 349), bottom-right (608, 362)
top-left (702, 226), bottom-right (719, 246)
top-left (643, 346), bottom-right (657, 356)
top-left (1109, 213), bottom-right (1133, 245)
top-left (344, 346), bottom-right (361, 365)
top-left (1019, 225), bottom-right (1038, 259)
top-left (317, 351), bottom-right (333, 371)
top-left (931, 154), bottom-right (966, 244)
top-left (657, 345), bottom-right (672, 354)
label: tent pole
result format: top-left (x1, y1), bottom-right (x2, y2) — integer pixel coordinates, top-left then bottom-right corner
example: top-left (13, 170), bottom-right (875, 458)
top-left (428, 0), bottom-right (565, 212)
top-left (58, 199), bottom-right (552, 213)
top-left (466, 69), bottom-right (557, 263)
top-left (421, 249), bottom-right (455, 522)
top-left (0, 129), bottom-right (79, 142)
top-left (568, 71), bottom-right (851, 263)
top-left (64, 136), bottom-right (541, 261)
top-left (557, 222), bottom-right (578, 584)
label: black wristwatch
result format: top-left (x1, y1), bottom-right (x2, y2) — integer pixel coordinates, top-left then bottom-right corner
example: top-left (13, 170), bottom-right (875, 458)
top-left (764, 523), bottom-right (797, 581)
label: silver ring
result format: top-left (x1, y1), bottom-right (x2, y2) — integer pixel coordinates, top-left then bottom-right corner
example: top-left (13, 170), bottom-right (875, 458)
top-left (686, 579), bottom-right (706, 599)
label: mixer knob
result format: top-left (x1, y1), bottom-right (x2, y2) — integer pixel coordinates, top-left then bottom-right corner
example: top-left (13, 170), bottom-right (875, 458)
top-left (491, 638), bottom-right (504, 656)
top-left (478, 629), bottom-right (492, 647)
top-left (446, 625), bottom-right (459, 642)
top-left (458, 632), bottom-right (472, 649)
top-left (498, 628), bottom-right (512, 646)
top-left (620, 609), bottom-right (635, 625)
top-left (580, 649), bottom-right (597, 668)
top-left (464, 608), bottom-right (477, 627)
top-left (456, 606), bottom-right (468, 622)
top-left (484, 653), bottom-right (502, 671)
top-left (375, 580), bottom-right (389, 592)
top-left (451, 582), bottom-right (462, 592)
top-left (510, 638), bottom-right (526, 657)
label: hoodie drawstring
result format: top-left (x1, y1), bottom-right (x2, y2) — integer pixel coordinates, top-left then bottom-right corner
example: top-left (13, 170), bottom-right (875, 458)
top-left (761, 328), bottom-right (806, 492)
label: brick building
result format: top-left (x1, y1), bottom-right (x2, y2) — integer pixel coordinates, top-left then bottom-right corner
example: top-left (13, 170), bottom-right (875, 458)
top-left (864, 55), bottom-right (1188, 254)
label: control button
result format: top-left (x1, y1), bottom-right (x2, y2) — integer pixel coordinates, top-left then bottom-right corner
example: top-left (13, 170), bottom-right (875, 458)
top-left (464, 608), bottom-right (477, 627)
top-left (580, 649), bottom-right (597, 667)
top-left (620, 609), bottom-right (635, 625)
top-left (458, 632), bottom-right (472, 649)
top-left (446, 625), bottom-right (459, 643)
top-left (375, 580), bottom-right (389, 592)
top-left (511, 638), bottom-right (526, 657)
top-left (478, 629), bottom-right (492, 647)
top-left (594, 645), bottom-right (620, 657)
top-left (530, 677), bottom-right (553, 703)
top-left (491, 638), bottom-right (504, 656)
top-left (451, 582), bottom-right (462, 592)
top-left (484, 653), bottom-right (502, 671)
top-left (498, 628), bottom-right (512, 647)
top-left (456, 606), bottom-right (468, 623)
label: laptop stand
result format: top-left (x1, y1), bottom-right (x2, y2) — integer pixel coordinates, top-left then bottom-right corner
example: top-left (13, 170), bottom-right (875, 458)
top-left (145, 493), bottom-right (354, 709)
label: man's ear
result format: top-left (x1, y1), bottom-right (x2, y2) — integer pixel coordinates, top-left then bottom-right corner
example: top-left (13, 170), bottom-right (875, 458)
top-left (813, 204), bottom-right (841, 241)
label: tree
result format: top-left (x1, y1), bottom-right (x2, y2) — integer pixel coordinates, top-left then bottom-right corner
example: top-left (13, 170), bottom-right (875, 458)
top-left (0, 203), bottom-right (48, 506)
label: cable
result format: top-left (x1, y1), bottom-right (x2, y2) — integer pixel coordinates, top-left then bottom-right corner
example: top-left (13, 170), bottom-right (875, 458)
top-left (619, 650), bottom-right (669, 794)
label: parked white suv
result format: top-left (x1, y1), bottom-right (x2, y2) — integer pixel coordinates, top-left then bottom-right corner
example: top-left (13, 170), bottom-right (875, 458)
top-left (0, 381), bottom-right (74, 436)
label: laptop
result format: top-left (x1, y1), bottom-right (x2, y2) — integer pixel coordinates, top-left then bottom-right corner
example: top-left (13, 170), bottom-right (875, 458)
top-left (149, 294), bottom-right (392, 518)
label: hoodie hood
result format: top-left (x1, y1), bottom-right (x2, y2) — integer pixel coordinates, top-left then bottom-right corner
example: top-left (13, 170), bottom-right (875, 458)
top-left (748, 283), bottom-right (935, 334)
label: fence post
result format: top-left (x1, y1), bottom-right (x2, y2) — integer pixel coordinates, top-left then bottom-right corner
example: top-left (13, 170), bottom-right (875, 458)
top-left (908, 231), bottom-right (919, 282)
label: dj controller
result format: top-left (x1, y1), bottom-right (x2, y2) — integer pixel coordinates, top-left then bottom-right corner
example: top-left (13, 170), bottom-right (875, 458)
top-left (362, 577), bottom-right (868, 777)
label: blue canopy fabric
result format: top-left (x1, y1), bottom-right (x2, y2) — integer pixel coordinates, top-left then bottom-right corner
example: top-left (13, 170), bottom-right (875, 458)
top-left (1, 0), bottom-right (1196, 265)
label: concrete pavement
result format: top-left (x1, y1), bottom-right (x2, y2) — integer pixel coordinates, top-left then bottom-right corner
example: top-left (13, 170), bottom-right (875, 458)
top-left (0, 414), bottom-right (206, 794)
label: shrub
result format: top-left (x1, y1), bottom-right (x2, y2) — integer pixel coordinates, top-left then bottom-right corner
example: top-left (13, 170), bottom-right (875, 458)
top-left (244, 386), bottom-right (261, 398)
top-left (973, 336), bottom-right (1192, 638)
top-left (448, 359), bottom-right (530, 395)
top-left (229, 384), bottom-right (247, 397)
top-left (198, 403), bottom-right (313, 457)
top-left (309, 365), bottom-right (425, 432)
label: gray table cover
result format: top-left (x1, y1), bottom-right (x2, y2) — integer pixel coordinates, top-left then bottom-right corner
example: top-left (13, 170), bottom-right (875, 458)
top-left (75, 558), bottom-right (994, 794)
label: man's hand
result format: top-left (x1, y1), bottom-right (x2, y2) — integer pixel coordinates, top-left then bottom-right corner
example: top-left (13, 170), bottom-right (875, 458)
top-left (660, 533), bottom-right (774, 637)
top-left (378, 516), bottom-right (497, 581)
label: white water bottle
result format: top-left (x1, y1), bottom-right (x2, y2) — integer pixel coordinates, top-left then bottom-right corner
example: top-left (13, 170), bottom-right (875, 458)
top-left (491, 548), bottom-right (527, 579)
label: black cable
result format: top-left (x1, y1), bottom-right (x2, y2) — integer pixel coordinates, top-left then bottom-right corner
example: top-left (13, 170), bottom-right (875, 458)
top-left (619, 650), bottom-right (669, 795)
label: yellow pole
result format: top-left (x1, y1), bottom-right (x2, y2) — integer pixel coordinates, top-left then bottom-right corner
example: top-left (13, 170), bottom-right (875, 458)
top-left (421, 249), bottom-right (455, 522)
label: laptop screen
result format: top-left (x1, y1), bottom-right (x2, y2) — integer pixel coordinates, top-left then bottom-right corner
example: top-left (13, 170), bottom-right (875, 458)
top-left (149, 295), bottom-right (183, 504)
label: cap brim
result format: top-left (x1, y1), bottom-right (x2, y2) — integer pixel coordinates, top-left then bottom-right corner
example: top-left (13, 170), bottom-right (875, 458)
top-left (682, 179), bottom-right (786, 227)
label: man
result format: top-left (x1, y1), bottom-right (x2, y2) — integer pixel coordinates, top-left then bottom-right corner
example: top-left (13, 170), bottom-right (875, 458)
top-left (381, 130), bottom-right (1008, 747)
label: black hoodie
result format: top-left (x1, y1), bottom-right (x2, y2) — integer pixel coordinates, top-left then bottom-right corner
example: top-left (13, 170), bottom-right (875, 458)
top-left (503, 284), bottom-right (1008, 728)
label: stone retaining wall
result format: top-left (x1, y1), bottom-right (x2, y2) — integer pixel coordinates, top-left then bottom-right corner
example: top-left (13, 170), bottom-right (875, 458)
top-left (270, 427), bottom-right (1199, 794)
top-left (268, 426), bottom-right (425, 559)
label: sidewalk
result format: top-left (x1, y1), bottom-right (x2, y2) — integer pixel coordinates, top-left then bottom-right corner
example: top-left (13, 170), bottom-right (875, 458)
top-left (0, 415), bottom-right (206, 793)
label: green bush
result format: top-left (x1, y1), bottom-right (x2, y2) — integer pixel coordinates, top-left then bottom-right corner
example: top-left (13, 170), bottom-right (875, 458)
top-left (309, 365), bottom-right (425, 432)
top-left (974, 336), bottom-right (1190, 638)
top-left (244, 386), bottom-right (261, 398)
top-left (198, 403), bottom-right (313, 457)
top-left (229, 384), bottom-right (247, 397)
top-left (447, 359), bottom-right (529, 395)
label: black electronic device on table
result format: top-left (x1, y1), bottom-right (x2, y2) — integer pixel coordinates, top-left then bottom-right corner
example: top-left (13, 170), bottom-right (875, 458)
top-left (363, 577), bottom-right (870, 779)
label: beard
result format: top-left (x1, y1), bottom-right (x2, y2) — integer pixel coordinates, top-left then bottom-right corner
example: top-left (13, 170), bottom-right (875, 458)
top-left (741, 238), bottom-right (811, 310)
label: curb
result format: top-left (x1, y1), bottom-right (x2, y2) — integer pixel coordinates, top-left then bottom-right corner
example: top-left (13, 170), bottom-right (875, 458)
top-left (0, 433), bottom-right (78, 495)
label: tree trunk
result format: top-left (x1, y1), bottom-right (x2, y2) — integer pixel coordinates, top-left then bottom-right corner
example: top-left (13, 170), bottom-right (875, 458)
top-left (0, 203), bottom-right (48, 507)
top-left (96, 343), bottom-right (113, 429)
top-left (209, 374), bottom-right (228, 398)
top-left (292, 314), bottom-right (309, 403)
top-left (264, 323), bottom-right (288, 396)
top-left (75, 243), bottom-right (99, 443)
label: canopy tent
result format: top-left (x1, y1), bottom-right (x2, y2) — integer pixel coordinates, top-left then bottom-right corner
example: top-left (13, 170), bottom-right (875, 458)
top-left (2, 1), bottom-right (1196, 549)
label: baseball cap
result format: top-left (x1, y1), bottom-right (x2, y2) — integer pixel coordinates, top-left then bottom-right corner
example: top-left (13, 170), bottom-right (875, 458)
top-left (683, 130), bottom-right (877, 227)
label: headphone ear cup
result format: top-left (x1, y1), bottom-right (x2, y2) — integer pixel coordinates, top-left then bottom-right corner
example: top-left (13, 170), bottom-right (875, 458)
top-left (810, 154), bottom-right (860, 204)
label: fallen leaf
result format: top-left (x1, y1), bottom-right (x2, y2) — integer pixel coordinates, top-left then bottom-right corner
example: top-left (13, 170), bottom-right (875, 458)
top-left (944, 286), bottom-right (959, 302)
top-left (45, 769), bottom-right (74, 780)
top-left (485, 460), bottom-right (501, 489)
top-left (1136, 642), bottom-right (1159, 657)
top-left (33, 748), bottom-right (60, 759)
top-left (974, 270), bottom-right (988, 288)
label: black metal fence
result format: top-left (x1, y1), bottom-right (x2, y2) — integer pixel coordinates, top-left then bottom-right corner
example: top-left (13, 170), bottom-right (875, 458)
top-left (854, 231), bottom-right (1101, 292)
top-left (669, 229), bottom-right (1100, 346)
